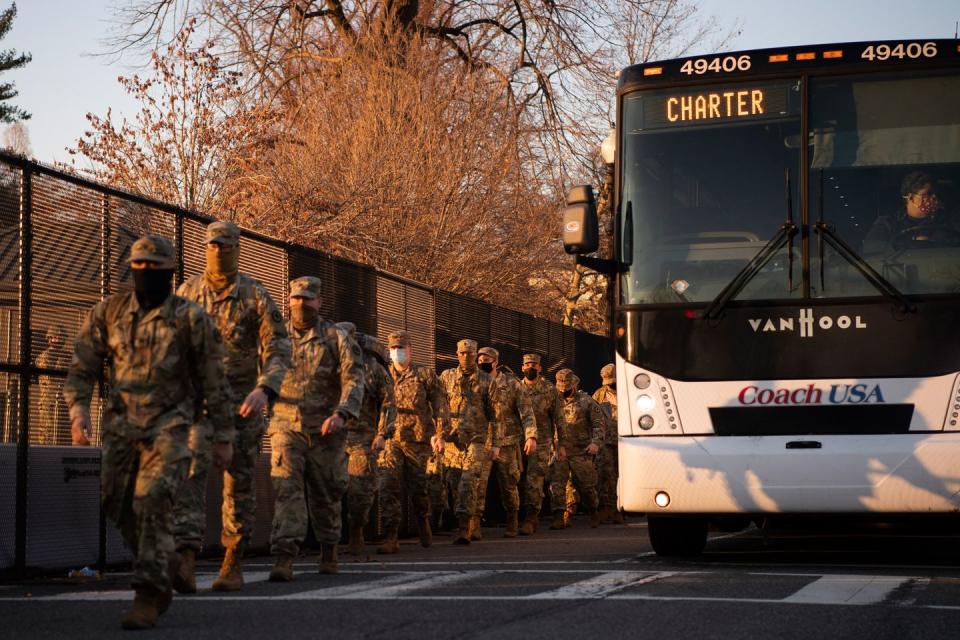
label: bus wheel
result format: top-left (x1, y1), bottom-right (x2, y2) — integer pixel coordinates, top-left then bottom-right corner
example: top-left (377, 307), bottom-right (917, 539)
top-left (647, 516), bottom-right (708, 556)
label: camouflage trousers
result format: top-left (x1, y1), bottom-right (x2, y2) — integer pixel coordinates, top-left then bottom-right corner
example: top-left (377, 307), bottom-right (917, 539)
top-left (550, 454), bottom-right (598, 513)
top-left (425, 454), bottom-right (447, 522)
top-left (37, 385), bottom-right (63, 445)
top-left (173, 411), bottom-right (263, 553)
top-left (346, 441), bottom-right (378, 529)
top-left (598, 443), bottom-right (619, 510)
top-left (270, 430), bottom-right (348, 554)
top-left (522, 444), bottom-right (553, 514)
top-left (378, 440), bottom-right (433, 530)
top-left (101, 426), bottom-right (190, 593)
top-left (476, 443), bottom-right (522, 513)
top-left (444, 441), bottom-right (487, 518)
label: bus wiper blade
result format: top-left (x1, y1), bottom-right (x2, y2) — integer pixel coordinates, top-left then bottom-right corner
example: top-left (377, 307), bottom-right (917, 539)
top-left (704, 221), bottom-right (797, 320)
top-left (813, 222), bottom-right (915, 314)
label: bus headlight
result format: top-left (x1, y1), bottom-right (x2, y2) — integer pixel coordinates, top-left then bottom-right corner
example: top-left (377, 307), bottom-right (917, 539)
top-left (639, 415), bottom-right (655, 430)
top-left (636, 394), bottom-right (655, 412)
top-left (655, 491), bottom-right (670, 508)
top-left (634, 373), bottom-right (651, 389)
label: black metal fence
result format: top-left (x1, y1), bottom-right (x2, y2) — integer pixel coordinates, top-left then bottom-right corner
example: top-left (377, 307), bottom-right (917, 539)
top-left (0, 152), bottom-right (611, 575)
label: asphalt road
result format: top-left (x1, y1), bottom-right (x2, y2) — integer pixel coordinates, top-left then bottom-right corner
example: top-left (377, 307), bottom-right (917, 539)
top-left (4, 516), bottom-right (960, 639)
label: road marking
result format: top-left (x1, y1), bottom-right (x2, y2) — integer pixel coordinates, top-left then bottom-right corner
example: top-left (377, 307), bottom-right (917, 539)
top-left (275, 571), bottom-right (493, 600)
top-left (782, 575), bottom-right (913, 605)
top-left (525, 571), bottom-right (674, 599)
top-left (244, 559), bottom-right (637, 567)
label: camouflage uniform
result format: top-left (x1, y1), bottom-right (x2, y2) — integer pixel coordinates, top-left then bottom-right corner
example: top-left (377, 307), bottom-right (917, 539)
top-left (518, 354), bottom-right (566, 520)
top-left (64, 236), bottom-right (235, 599)
top-left (549, 370), bottom-right (603, 520)
top-left (378, 331), bottom-right (448, 544)
top-left (37, 327), bottom-right (69, 445)
top-left (268, 277), bottom-right (363, 559)
top-left (592, 365), bottom-right (619, 515)
top-left (173, 221), bottom-right (291, 558)
top-left (440, 340), bottom-right (497, 526)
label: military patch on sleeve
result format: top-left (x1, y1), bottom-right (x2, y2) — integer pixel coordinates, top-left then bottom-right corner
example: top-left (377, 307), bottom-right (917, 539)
top-left (271, 310), bottom-right (283, 324)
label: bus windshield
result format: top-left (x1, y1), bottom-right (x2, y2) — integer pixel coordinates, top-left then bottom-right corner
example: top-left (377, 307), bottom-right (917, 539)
top-left (620, 70), bottom-right (960, 305)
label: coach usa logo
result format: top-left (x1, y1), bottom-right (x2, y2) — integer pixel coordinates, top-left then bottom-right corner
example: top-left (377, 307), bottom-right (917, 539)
top-left (748, 308), bottom-right (867, 338)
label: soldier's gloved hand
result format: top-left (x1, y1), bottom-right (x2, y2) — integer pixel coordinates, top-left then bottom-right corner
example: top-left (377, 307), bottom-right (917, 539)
top-left (372, 435), bottom-right (387, 452)
top-left (557, 446), bottom-right (567, 462)
top-left (524, 438), bottom-right (537, 456)
top-left (239, 387), bottom-right (269, 418)
top-left (490, 446), bottom-right (500, 461)
top-left (585, 443), bottom-right (599, 456)
top-left (213, 441), bottom-right (234, 469)
top-left (322, 412), bottom-right (345, 436)
top-left (70, 416), bottom-right (92, 447)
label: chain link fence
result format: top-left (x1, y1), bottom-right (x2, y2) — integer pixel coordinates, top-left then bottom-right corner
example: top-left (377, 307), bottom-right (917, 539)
top-left (0, 152), bottom-right (611, 575)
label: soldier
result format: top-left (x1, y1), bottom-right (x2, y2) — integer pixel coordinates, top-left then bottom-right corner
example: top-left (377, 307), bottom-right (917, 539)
top-left (267, 276), bottom-right (363, 581)
top-left (65, 235), bottom-right (234, 630)
top-left (37, 326), bottom-right (69, 445)
top-left (593, 363), bottom-right (623, 525)
top-left (172, 220), bottom-right (291, 594)
top-left (440, 339), bottom-right (497, 544)
top-left (377, 330), bottom-right (448, 554)
top-left (548, 369), bottom-right (603, 530)
top-left (517, 354), bottom-right (566, 536)
top-left (336, 322), bottom-right (396, 556)
top-left (475, 347), bottom-right (536, 538)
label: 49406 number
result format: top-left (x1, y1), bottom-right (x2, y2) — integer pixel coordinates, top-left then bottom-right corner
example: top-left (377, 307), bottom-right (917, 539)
top-left (861, 42), bottom-right (937, 61)
top-left (680, 55), bottom-right (752, 75)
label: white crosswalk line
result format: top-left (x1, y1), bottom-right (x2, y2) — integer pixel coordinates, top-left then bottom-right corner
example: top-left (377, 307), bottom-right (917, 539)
top-left (782, 575), bottom-right (912, 605)
top-left (195, 571), bottom-right (272, 591)
top-left (525, 571), bottom-right (675, 599)
top-left (278, 571), bottom-right (493, 600)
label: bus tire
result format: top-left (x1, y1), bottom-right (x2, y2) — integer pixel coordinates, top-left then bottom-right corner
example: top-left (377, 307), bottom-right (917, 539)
top-left (647, 516), bottom-right (708, 556)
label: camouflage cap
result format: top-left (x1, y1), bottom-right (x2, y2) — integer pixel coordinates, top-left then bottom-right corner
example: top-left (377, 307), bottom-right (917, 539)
top-left (555, 368), bottom-right (577, 390)
top-left (601, 363), bottom-right (615, 384)
top-left (478, 346), bottom-right (499, 360)
top-left (522, 353), bottom-right (541, 365)
top-left (457, 339), bottom-right (478, 354)
top-left (129, 235), bottom-right (176, 269)
top-left (335, 321), bottom-right (356, 337)
top-left (289, 276), bottom-right (322, 299)
top-left (388, 330), bottom-right (410, 348)
top-left (206, 220), bottom-right (240, 245)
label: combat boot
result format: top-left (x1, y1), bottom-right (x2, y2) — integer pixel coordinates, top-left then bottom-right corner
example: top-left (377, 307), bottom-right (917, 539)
top-left (347, 525), bottom-right (365, 556)
top-left (518, 512), bottom-right (538, 536)
top-left (453, 516), bottom-right (472, 544)
top-left (589, 509), bottom-right (601, 528)
top-left (172, 548), bottom-right (196, 594)
top-left (612, 509), bottom-right (626, 525)
top-left (564, 510), bottom-right (573, 528)
top-left (549, 509), bottom-right (565, 530)
top-left (269, 554), bottom-right (295, 582)
top-left (504, 510), bottom-right (519, 538)
top-left (417, 515), bottom-right (433, 548)
top-left (469, 515), bottom-right (483, 541)
top-left (121, 587), bottom-right (160, 630)
top-left (377, 527), bottom-right (400, 554)
top-left (598, 506), bottom-right (614, 525)
top-left (212, 546), bottom-right (244, 592)
top-left (320, 544), bottom-right (339, 575)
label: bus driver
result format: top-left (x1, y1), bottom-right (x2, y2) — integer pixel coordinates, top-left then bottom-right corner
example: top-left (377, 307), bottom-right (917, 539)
top-left (863, 171), bottom-right (960, 253)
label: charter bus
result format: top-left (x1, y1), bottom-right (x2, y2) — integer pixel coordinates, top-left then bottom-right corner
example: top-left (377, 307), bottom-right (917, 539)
top-left (563, 39), bottom-right (960, 555)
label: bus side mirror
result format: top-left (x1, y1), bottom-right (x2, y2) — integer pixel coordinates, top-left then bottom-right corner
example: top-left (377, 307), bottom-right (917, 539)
top-left (563, 185), bottom-right (599, 255)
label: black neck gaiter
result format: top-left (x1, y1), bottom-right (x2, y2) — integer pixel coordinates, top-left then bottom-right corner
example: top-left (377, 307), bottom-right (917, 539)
top-left (133, 269), bottom-right (174, 310)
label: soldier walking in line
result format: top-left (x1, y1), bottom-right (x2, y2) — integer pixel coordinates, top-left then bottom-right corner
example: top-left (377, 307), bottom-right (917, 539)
top-left (65, 235), bottom-right (235, 630)
top-left (593, 363), bottom-right (624, 524)
top-left (172, 220), bottom-right (291, 593)
top-left (267, 276), bottom-right (363, 581)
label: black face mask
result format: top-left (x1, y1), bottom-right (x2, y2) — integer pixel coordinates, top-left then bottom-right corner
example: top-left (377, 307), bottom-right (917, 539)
top-left (524, 368), bottom-right (538, 381)
top-left (561, 388), bottom-right (574, 399)
top-left (132, 268), bottom-right (174, 310)
top-left (609, 382), bottom-right (617, 391)
top-left (478, 362), bottom-right (494, 374)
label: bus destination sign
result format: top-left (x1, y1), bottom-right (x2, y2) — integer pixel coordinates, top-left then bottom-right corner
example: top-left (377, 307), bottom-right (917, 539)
top-left (641, 82), bottom-right (793, 130)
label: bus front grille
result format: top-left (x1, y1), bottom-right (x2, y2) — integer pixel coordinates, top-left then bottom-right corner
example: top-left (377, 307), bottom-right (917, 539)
top-left (708, 404), bottom-right (915, 436)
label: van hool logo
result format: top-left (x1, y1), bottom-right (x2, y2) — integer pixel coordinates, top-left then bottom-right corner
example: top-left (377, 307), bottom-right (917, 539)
top-left (748, 308), bottom-right (866, 338)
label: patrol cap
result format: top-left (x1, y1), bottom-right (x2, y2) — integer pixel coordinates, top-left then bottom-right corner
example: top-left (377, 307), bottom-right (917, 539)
top-left (555, 368), bottom-right (575, 390)
top-left (335, 321), bottom-right (356, 337)
top-left (129, 235), bottom-right (176, 269)
top-left (478, 346), bottom-right (499, 360)
top-left (601, 363), bottom-right (615, 384)
top-left (457, 339), bottom-right (478, 354)
top-left (388, 331), bottom-right (410, 348)
top-left (522, 353), bottom-right (541, 365)
top-left (289, 276), bottom-right (322, 299)
top-left (206, 220), bottom-right (240, 246)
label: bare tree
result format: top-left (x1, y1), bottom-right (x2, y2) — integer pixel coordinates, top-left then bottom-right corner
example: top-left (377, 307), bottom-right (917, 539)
top-left (2, 120), bottom-right (31, 155)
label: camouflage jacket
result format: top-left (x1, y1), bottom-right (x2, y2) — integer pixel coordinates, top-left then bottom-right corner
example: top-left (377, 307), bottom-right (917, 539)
top-left (268, 317), bottom-right (364, 435)
top-left (520, 376), bottom-right (566, 446)
top-left (347, 351), bottom-right (396, 445)
top-left (64, 292), bottom-right (235, 442)
top-left (391, 363), bottom-right (449, 444)
top-left (489, 373), bottom-right (537, 446)
top-left (592, 385), bottom-right (618, 446)
top-left (177, 273), bottom-right (291, 399)
top-left (562, 390), bottom-right (605, 453)
top-left (439, 366), bottom-right (497, 447)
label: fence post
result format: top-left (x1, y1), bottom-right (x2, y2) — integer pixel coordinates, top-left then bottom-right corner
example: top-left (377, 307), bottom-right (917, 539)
top-left (97, 193), bottom-right (111, 570)
top-left (14, 163), bottom-right (33, 577)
